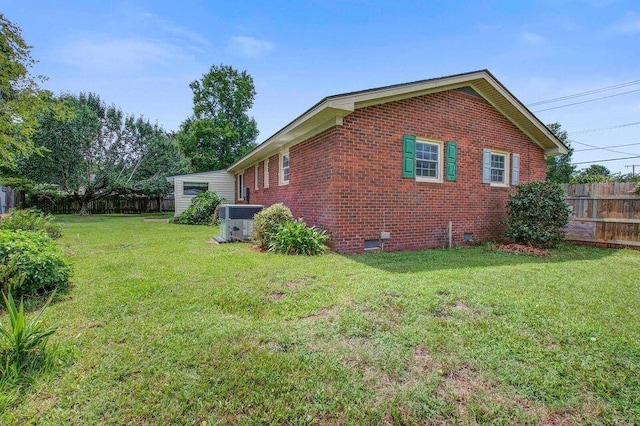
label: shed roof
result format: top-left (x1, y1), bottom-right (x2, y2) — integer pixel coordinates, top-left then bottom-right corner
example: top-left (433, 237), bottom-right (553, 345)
top-left (228, 70), bottom-right (568, 173)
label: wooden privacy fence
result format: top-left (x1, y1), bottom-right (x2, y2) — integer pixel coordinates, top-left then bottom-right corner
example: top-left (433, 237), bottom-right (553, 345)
top-left (562, 182), bottom-right (640, 247)
top-left (26, 195), bottom-right (175, 215)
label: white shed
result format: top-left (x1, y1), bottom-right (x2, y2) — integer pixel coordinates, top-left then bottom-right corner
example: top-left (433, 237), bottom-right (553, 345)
top-left (167, 170), bottom-right (235, 216)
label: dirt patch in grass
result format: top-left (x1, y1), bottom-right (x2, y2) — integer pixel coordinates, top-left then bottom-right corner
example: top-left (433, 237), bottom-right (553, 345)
top-left (450, 300), bottom-right (482, 317)
top-left (302, 307), bottom-right (332, 319)
top-left (492, 243), bottom-right (549, 257)
top-left (269, 291), bottom-right (286, 300)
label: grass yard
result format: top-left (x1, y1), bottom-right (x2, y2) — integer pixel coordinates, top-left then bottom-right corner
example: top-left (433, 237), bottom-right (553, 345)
top-left (1, 214), bottom-right (639, 424)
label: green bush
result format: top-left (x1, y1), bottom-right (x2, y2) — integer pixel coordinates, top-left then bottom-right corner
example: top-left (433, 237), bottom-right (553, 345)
top-left (251, 203), bottom-right (293, 250)
top-left (0, 230), bottom-right (72, 298)
top-left (269, 220), bottom-right (329, 255)
top-left (504, 181), bottom-right (570, 248)
top-left (176, 191), bottom-right (225, 225)
top-left (0, 209), bottom-right (62, 239)
top-left (0, 292), bottom-right (57, 381)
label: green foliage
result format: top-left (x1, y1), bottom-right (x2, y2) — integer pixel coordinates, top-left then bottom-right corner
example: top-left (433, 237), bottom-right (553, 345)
top-left (251, 203), bottom-right (293, 250)
top-left (0, 230), bottom-right (71, 298)
top-left (269, 220), bottom-right (329, 255)
top-left (0, 209), bottom-right (61, 239)
top-left (545, 122), bottom-right (575, 184)
top-left (0, 291), bottom-right (56, 381)
top-left (177, 64), bottom-right (258, 172)
top-left (17, 93), bottom-right (190, 213)
top-left (571, 164), bottom-right (612, 184)
top-left (0, 13), bottom-right (57, 169)
top-left (176, 191), bottom-right (225, 225)
top-left (505, 181), bottom-right (570, 248)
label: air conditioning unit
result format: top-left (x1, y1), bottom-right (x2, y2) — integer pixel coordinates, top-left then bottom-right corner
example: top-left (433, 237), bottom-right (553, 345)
top-left (214, 204), bottom-right (263, 243)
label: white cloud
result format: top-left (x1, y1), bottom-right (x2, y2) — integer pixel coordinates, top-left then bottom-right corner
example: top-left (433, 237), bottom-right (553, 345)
top-left (140, 12), bottom-right (211, 51)
top-left (57, 37), bottom-right (185, 74)
top-left (229, 36), bottom-right (274, 58)
top-left (521, 32), bottom-right (547, 46)
top-left (610, 13), bottom-right (640, 34)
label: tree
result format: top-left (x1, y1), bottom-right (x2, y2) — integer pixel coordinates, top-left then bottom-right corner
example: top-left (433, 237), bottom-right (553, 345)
top-left (572, 164), bottom-right (611, 184)
top-left (0, 13), bottom-right (55, 169)
top-left (177, 65), bottom-right (258, 172)
top-left (18, 93), bottom-right (190, 213)
top-left (546, 122), bottom-right (575, 184)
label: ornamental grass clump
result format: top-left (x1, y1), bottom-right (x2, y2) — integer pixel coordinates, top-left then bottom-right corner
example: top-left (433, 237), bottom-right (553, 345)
top-left (0, 292), bottom-right (57, 382)
top-left (251, 203), bottom-right (293, 250)
top-left (504, 181), bottom-right (570, 248)
top-left (269, 220), bottom-right (329, 255)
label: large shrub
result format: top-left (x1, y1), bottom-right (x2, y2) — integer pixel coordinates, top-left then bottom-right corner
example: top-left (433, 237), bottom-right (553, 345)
top-left (0, 230), bottom-right (72, 298)
top-left (504, 181), bottom-right (570, 248)
top-left (269, 220), bottom-right (329, 255)
top-left (0, 209), bottom-right (62, 239)
top-left (176, 191), bottom-right (225, 225)
top-left (252, 203), bottom-right (293, 250)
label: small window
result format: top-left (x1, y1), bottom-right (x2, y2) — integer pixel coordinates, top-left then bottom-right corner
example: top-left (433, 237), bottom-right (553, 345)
top-left (264, 159), bottom-right (269, 188)
top-left (490, 153), bottom-right (506, 185)
top-left (183, 182), bottom-right (208, 196)
top-left (254, 164), bottom-right (259, 190)
top-left (415, 140), bottom-right (442, 182)
top-left (280, 151), bottom-right (290, 185)
top-left (237, 173), bottom-right (244, 200)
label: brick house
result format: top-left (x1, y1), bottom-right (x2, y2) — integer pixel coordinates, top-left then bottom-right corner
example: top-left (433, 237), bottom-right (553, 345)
top-left (227, 70), bottom-right (568, 253)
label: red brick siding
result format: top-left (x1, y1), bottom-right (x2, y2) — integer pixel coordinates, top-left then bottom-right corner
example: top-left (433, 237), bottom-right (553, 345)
top-left (238, 89), bottom-right (547, 253)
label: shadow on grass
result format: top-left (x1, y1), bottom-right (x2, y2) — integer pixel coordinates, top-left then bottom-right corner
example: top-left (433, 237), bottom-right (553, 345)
top-left (343, 244), bottom-right (617, 274)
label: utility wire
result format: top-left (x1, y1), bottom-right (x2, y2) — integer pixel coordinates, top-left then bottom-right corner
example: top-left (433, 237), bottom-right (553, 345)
top-left (570, 139), bottom-right (637, 156)
top-left (571, 155), bottom-right (640, 165)
top-left (569, 121), bottom-right (640, 135)
top-left (532, 88), bottom-right (640, 112)
top-left (528, 79), bottom-right (640, 106)
top-left (574, 142), bottom-right (640, 152)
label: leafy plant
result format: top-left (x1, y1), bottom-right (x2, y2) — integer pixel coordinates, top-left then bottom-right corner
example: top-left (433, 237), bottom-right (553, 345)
top-left (176, 191), bottom-right (225, 225)
top-left (251, 203), bottom-right (293, 250)
top-left (0, 209), bottom-right (62, 239)
top-left (0, 230), bottom-right (71, 298)
top-left (504, 181), bottom-right (570, 248)
top-left (269, 220), bottom-right (329, 255)
top-left (0, 292), bottom-right (57, 381)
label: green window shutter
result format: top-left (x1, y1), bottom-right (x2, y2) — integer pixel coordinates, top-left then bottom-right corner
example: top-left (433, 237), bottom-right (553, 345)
top-left (511, 153), bottom-right (520, 185)
top-left (446, 141), bottom-right (458, 181)
top-left (402, 135), bottom-right (416, 178)
top-left (482, 148), bottom-right (491, 183)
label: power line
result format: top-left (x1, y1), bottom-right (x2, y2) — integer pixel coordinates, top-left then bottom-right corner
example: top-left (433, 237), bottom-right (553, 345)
top-left (532, 88), bottom-right (640, 112)
top-left (574, 142), bottom-right (640, 152)
top-left (569, 121), bottom-right (640, 135)
top-left (527, 79), bottom-right (640, 106)
top-left (571, 155), bottom-right (640, 165)
top-left (569, 139), bottom-right (637, 156)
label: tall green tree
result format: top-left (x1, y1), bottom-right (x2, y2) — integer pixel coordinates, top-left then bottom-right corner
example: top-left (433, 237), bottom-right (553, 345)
top-left (546, 122), bottom-right (575, 184)
top-left (19, 93), bottom-right (190, 213)
top-left (178, 64), bottom-right (258, 172)
top-left (0, 13), bottom-right (54, 169)
top-left (572, 164), bottom-right (611, 184)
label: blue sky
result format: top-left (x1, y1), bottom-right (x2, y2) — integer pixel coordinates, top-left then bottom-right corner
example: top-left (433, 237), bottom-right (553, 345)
top-left (3, 0), bottom-right (640, 173)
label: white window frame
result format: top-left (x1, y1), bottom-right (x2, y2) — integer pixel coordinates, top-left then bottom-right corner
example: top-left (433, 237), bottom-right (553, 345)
top-left (279, 151), bottom-right (290, 186)
top-left (489, 150), bottom-right (509, 187)
top-left (264, 159), bottom-right (269, 189)
top-left (415, 139), bottom-right (443, 183)
top-left (237, 173), bottom-right (244, 200)
top-left (254, 164), bottom-right (259, 190)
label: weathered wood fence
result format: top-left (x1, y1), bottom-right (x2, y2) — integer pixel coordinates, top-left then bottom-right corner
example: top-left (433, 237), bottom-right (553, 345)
top-left (563, 182), bottom-right (640, 247)
top-left (25, 195), bottom-right (175, 215)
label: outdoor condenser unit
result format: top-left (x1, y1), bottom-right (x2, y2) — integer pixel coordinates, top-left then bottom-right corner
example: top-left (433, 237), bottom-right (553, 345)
top-left (214, 204), bottom-right (263, 243)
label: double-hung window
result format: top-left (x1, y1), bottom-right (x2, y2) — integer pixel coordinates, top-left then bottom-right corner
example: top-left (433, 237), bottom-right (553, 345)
top-left (280, 151), bottom-right (290, 185)
top-left (490, 153), bottom-right (506, 184)
top-left (415, 141), bottom-right (441, 181)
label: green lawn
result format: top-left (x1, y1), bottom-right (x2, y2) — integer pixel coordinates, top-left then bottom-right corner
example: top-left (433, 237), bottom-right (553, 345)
top-left (1, 214), bottom-right (639, 424)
